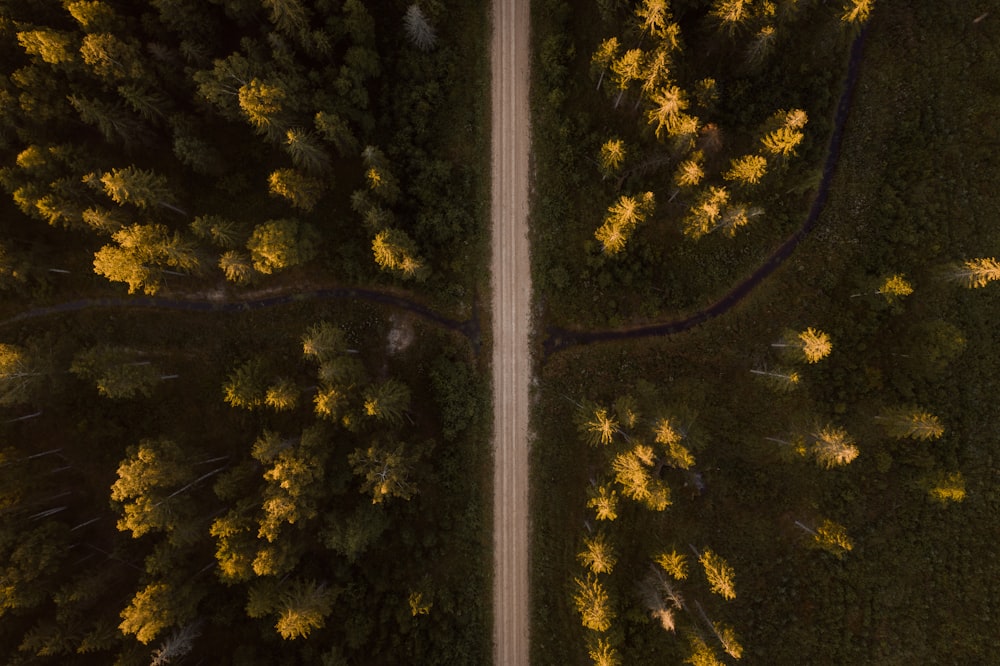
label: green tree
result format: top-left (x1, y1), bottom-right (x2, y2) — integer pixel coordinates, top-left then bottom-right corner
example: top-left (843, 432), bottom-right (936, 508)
top-left (578, 532), bottom-right (617, 574)
top-left (750, 366), bottom-right (801, 392)
top-left (99, 167), bottom-right (177, 210)
top-left (274, 580), bottom-right (336, 640)
top-left (685, 635), bottom-right (724, 666)
top-left (267, 168), bottom-right (326, 211)
top-left (876, 273), bottom-right (914, 302)
top-left (610, 48), bottom-right (644, 108)
top-left (403, 4), bottom-right (437, 51)
top-left (362, 379), bottom-right (410, 424)
top-left (119, 581), bottom-right (198, 645)
top-left (810, 425), bottom-right (859, 469)
top-left (223, 359), bottom-right (268, 409)
top-left (591, 37), bottom-right (620, 90)
top-left (70, 345), bottom-right (162, 399)
top-left (949, 257), bottom-right (1000, 289)
top-left (238, 78), bottom-right (288, 139)
top-left (772, 327), bottom-right (832, 363)
top-left (699, 548), bottom-right (736, 600)
top-left (93, 223), bottom-right (199, 294)
top-left (723, 154), bottom-right (768, 185)
top-left (80, 33), bottom-right (145, 80)
top-left (595, 192), bottom-right (655, 255)
top-left (258, 427), bottom-right (328, 541)
top-left (876, 406), bottom-right (945, 440)
top-left (348, 444), bottom-right (417, 504)
top-left (646, 85), bottom-right (688, 139)
top-left (928, 471), bottom-right (965, 504)
top-left (588, 636), bottom-right (622, 666)
top-left (674, 151), bottom-right (705, 188)
top-left (587, 484), bottom-right (619, 521)
top-left (265, 379), bottom-right (299, 412)
top-left (612, 445), bottom-right (670, 511)
top-left (0, 342), bottom-right (45, 405)
top-left (655, 549), bottom-right (688, 580)
top-left (573, 574), bottom-right (614, 632)
top-left (246, 218), bottom-right (318, 274)
top-left (191, 215), bottom-right (244, 249)
top-left (69, 95), bottom-right (148, 146)
top-left (302, 322), bottom-right (349, 364)
top-left (372, 228), bottom-right (429, 280)
top-left (599, 139), bottom-right (626, 177)
top-left (16, 29), bottom-right (77, 65)
top-left (284, 128), bottom-right (331, 174)
top-left (578, 402), bottom-right (619, 446)
top-left (110, 438), bottom-right (202, 539)
top-left (219, 251), bottom-right (256, 285)
top-left (841, 0), bottom-right (874, 24)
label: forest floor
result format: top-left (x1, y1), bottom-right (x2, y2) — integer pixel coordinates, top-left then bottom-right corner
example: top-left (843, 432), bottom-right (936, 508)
top-left (490, 0), bottom-right (532, 663)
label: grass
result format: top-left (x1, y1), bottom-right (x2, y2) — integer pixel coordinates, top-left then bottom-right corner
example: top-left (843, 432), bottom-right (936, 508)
top-left (531, 1), bottom-right (1000, 663)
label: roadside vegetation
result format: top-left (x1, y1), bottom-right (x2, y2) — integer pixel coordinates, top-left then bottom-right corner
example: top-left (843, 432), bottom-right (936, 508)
top-left (532, 0), bottom-right (1000, 664)
top-left (0, 0), bottom-right (491, 663)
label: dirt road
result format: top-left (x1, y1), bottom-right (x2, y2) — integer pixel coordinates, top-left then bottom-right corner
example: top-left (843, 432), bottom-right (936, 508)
top-left (491, 0), bottom-right (531, 663)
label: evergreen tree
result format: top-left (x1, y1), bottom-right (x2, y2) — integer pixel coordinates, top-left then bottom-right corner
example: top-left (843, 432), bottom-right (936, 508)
top-left (949, 257), bottom-right (1000, 289)
top-left (698, 548), bottom-right (736, 600)
top-left (587, 484), bottom-right (619, 521)
top-left (773, 327), bottom-right (832, 363)
top-left (275, 580), bottom-right (336, 640)
top-left (0, 342), bottom-right (45, 405)
top-left (594, 192), bottom-right (654, 255)
top-left (573, 574), bottom-right (614, 632)
top-left (348, 444), bottom-right (417, 504)
top-left (577, 532), bottom-right (617, 574)
top-left (842, 0), bottom-right (874, 24)
top-left (99, 167), bottom-right (177, 210)
top-left (876, 406), bottom-right (945, 440)
top-left (810, 425), bottom-right (859, 469)
top-left (371, 228), bottom-right (429, 280)
top-left (246, 218), bottom-right (318, 274)
top-left (403, 4), bottom-right (437, 51)
top-left (268, 168), bottom-right (326, 211)
top-left (110, 438), bottom-right (198, 539)
top-left (70, 345), bottom-right (162, 399)
top-left (362, 378), bottom-right (410, 424)
top-left (723, 154), bottom-right (768, 185)
top-left (16, 29), bottom-right (77, 65)
top-left (223, 359), bottom-right (268, 409)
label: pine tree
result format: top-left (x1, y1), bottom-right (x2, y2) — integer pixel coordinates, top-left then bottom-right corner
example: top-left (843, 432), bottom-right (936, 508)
top-left (70, 345), bottom-right (162, 399)
top-left (222, 359), bottom-right (268, 409)
top-left (682, 186), bottom-right (730, 239)
top-left (876, 406), bottom-right (945, 440)
top-left (99, 167), bottom-right (176, 210)
top-left (219, 251), bottom-right (256, 285)
top-left (404, 4), bottom-right (437, 51)
top-left (773, 327), bottom-right (832, 363)
top-left (928, 472), bottom-right (965, 504)
top-left (577, 532), bottom-right (617, 574)
top-left (0, 342), bottom-right (45, 405)
top-left (876, 273), bottom-right (914, 301)
top-left (812, 519), bottom-right (853, 558)
top-left (646, 85), bottom-right (688, 139)
top-left (685, 635), bottom-right (725, 666)
top-left (362, 379), bottom-right (410, 424)
top-left (579, 403), bottom-right (619, 446)
top-left (699, 548), bottom-right (736, 600)
top-left (348, 444), bottom-right (417, 504)
top-left (591, 38), bottom-right (620, 90)
top-left (723, 154), bottom-right (768, 185)
top-left (810, 425), bottom-right (859, 469)
top-left (285, 128), bottom-right (331, 173)
top-left (16, 29), bottom-right (77, 65)
top-left (265, 379), bottom-right (299, 411)
top-left (599, 139), bottom-right (626, 177)
top-left (655, 549), bottom-right (688, 580)
top-left (610, 49), bottom-right (645, 108)
top-left (950, 257), bottom-right (1000, 289)
top-left (595, 192), bottom-right (655, 254)
top-left (247, 219), bottom-right (318, 274)
top-left (674, 151), bottom-right (705, 188)
top-left (268, 168), bottom-right (326, 211)
top-left (841, 0), bottom-right (874, 24)
top-left (573, 575), bottom-right (614, 632)
top-left (587, 484), bottom-right (619, 521)
top-left (588, 636), bottom-right (622, 666)
top-left (371, 228), bottom-right (429, 280)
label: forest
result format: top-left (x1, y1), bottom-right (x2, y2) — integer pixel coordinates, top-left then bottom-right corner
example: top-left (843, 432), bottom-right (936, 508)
top-left (531, 0), bottom-right (1000, 664)
top-left (0, 0), bottom-right (491, 664)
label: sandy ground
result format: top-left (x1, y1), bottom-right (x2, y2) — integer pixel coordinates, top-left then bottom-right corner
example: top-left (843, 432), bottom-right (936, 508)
top-left (490, 0), bottom-right (531, 664)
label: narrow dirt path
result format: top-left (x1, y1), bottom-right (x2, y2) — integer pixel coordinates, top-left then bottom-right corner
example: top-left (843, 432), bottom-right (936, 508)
top-left (491, 0), bottom-right (531, 663)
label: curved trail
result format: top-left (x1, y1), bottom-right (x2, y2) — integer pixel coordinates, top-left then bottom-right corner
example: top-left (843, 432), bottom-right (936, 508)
top-left (0, 287), bottom-right (478, 341)
top-left (545, 27), bottom-right (869, 357)
top-left (491, 0), bottom-right (531, 664)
